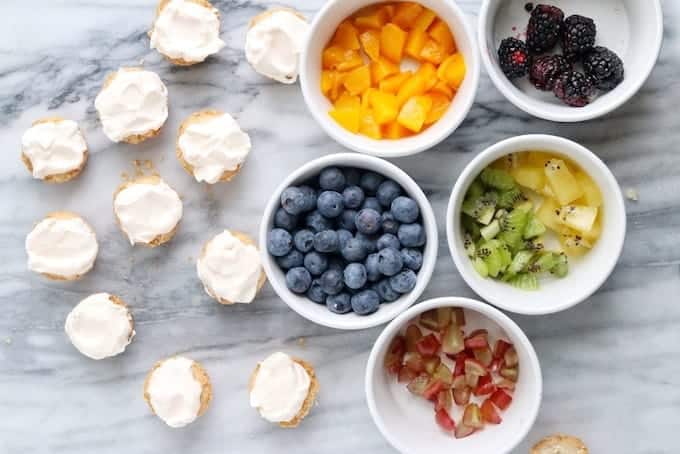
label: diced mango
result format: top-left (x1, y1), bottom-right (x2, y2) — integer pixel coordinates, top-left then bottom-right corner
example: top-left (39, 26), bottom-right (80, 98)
top-left (332, 21), bottom-right (361, 50)
top-left (343, 65), bottom-right (371, 95)
top-left (322, 46), bottom-right (364, 71)
top-left (415, 62), bottom-right (438, 91)
top-left (380, 23), bottom-right (407, 63)
top-left (383, 121), bottom-right (413, 139)
top-left (329, 107), bottom-right (360, 134)
top-left (396, 74), bottom-right (427, 106)
top-left (392, 2), bottom-right (424, 29)
top-left (369, 90), bottom-right (399, 124)
top-left (404, 28), bottom-right (428, 59)
top-left (359, 109), bottom-right (383, 139)
top-left (397, 96), bottom-right (433, 132)
top-left (354, 7), bottom-right (391, 29)
top-left (511, 166), bottom-right (546, 192)
top-left (431, 80), bottom-right (454, 98)
top-left (381, 4), bottom-right (396, 19)
top-left (361, 88), bottom-right (378, 110)
top-left (413, 8), bottom-right (437, 31)
top-left (359, 30), bottom-right (381, 61)
top-left (424, 93), bottom-right (450, 125)
top-left (419, 39), bottom-right (445, 64)
top-left (437, 53), bottom-right (466, 89)
top-left (370, 57), bottom-right (400, 84)
top-left (379, 71), bottom-right (412, 93)
top-left (334, 92), bottom-right (361, 111)
top-left (544, 159), bottom-right (584, 205)
top-left (428, 19), bottom-right (456, 54)
top-left (322, 70), bottom-right (346, 101)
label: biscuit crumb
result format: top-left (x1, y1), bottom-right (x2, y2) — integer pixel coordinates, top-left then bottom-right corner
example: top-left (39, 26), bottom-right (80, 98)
top-left (625, 187), bottom-right (639, 201)
top-left (297, 337), bottom-right (306, 347)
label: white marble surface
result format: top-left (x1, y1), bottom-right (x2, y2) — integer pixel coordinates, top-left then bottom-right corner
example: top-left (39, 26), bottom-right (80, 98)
top-left (0, 1), bottom-right (678, 453)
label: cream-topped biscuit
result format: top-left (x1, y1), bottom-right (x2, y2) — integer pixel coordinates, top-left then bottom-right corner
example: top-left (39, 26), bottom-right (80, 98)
top-left (245, 9), bottom-right (309, 84)
top-left (25, 211), bottom-right (98, 280)
top-left (197, 230), bottom-right (265, 304)
top-left (150, 0), bottom-right (225, 65)
top-left (531, 434), bottom-right (589, 454)
top-left (144, 356), bottom-right (212, 428)
top-left (94, 68), bottom-right (168, 143)
top-left (21, 117), bottom-right (88, 182)
top-left (113, 176), bottom-right (183, 246)
top-left (176, 110), bottom-right (252, 184)
top-left (65, 293), bottom-right (135, 360)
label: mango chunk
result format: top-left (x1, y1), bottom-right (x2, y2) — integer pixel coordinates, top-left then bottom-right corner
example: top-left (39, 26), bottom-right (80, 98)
top-left (424, 93), bottom-right (450, 125)
top-left (334, 93), bottom-right (360, 111)
top-left (415, 62), bottom-right (438, 91)
top-left (343, 65), bottom-right (371, 95)
top-left (379, 71), bottom-right (412, 93)
top-left (380, 23), bottom-right (407, 63)
top-left (392, 2), bottom-right (423, 30)
top-left (413, 8), bottom-right (437, 31)
top-left (322, 46), bottom-right (364, 71)
top-left (332, 21), bottom-right (361, 50)
top-left (431, 80), bottom-right (454, 98)
top-left (404, 28), bottom-right (428, 59)
top-left (396, 74), bottom-right (427, 107)
top-left (428, 19), bottom-right (456, 54)
top-left (359, 29), bottom-right (381, 61)
top-left (383, 121), bottom-right (413, 139)
top-left (438, 53), bottom-right (466, 89)
top-left (370, 57), bottom-right (400, 84)
top-left (329, 108), bottom-right (360, 134)
top-left (359, 109), bottom-right (383, 139)
top-left (354, 7), bottom-right (390, 30)
top-left (397, 95), bottom-right (433, 132)
top-left (419, 38), bottom-right (445, 65)
top-left (369, 90), bottom-right (399, 125)
top-left (322, 70), bottom-right (346, 101)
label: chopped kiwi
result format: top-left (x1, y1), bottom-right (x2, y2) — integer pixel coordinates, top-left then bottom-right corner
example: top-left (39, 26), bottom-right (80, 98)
top-left (508, 250), bottom-right (534, 275)
top-left (472, 257), bottom-right (489, 277)
top-left (462, 214), bottom-right (481, 241)
top-left (467, 178), bottom-right (485, 200)
top-left (464, 234), bottom-right (476, 257)
top-left (510, 273), bottom-right (539, 290)
top-left (497, 187), bottom-right (524, 209)
top-left (528, 252), bottom-right (560, 274)
top-left (523, 212), bottom-right (546, 239)
top-left (480, 168), bottom-right (516, 191)
top-left (550, 253), bottom-right (569, 278)
top-left (499, 208), bottom-right (529, 251)
top-left (462, 194), bottom-right (497, 226)
top-left (480, 220), bottom-right (501, 240)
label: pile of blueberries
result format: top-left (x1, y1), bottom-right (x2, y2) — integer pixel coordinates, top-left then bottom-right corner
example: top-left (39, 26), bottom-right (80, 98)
top-left (267, 166), bottom-right (427, 316)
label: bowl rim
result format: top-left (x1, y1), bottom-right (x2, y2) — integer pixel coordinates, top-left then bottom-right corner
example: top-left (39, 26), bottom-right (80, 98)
top-left (259, 153), bottom-right (439, 330)
top-left (445, 134), bottom-right (627, 315)
top-left (365, 296), bottom-right (543, 454)
top-left (477, 0), bottom-right (664, 122)
top-left (299, 0), bottom-right (481, 158)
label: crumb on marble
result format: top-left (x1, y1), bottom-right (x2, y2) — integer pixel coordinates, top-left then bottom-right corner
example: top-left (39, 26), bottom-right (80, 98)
top-left (4, 337), bottom-right (12, 345)
top-left (297, 337), bottom-right (306, 347)
top-left (139, 58), bottom-right (145, 66)
top-left (625, 187), bottom-right (639, 201)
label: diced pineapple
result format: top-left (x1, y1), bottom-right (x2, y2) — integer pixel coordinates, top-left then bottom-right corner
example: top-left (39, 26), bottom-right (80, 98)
top-left (511, 166), bottom-right (545, 192)
top-left (525, 151), bottom-right (552, 167)
top-left (581, 213), bottom-right (603, 241)
top-left (559, 230), bottom-right (593, 257)
top-left (544, 159), bottom-right (584, 205)
top-left (535, 197), bottom-right (570, 234)
top-left (574, 171), bottom-right (603, 207)
top-left (493, 153), bottom-right (525, 170)
top-left (558, 205), bottom-right (598, 233)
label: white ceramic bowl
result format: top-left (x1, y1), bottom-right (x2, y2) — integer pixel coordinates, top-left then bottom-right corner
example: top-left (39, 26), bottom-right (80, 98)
top-left (478, 0), bottom-right (663, 122)
top-left (300, 0), bottom-right (480, 158)
top-left (366, 297), bottom-right (542, 454)
top-left (259, 153), bottom-right (438, 330)
top-left (446, 134), bottom-right (626, 315)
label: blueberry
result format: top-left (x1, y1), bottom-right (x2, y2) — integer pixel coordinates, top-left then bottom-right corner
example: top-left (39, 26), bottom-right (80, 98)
top-left (377, 233), bottom-right (400, 250)
top-left (381, 212), bottom-right (400, 235)
top-left (338, 210), bottom-right (357, 231)
top-left (401, 248), bottom-right (423, 271)
top-left (274, 208), bottom-right (298, 231)
top-left (298, 185), bottom-right (317, 212)
top-left (327, 293), bottom-right (352, 314)
top-left (317, 191), bottom-right (344, 218)
top-left (344, 168), bottom-right (361, 186)
top-left (319, 269), bottom-right (344, 295)
top-left (267, 228), bottom-right (292, 257)
top-left (286, 267), bottom-right (312, 293)
top-left (342, 185), bottom-right (365, 209)
top-left (377, 180), bottom-right (402, 207)
top-left (355, 232), bottom-right (378, 254)
top-left (344, 263), bottom-right (368, 290)
top-left (361, 197), bottom-right (383, 213)
top-left (327, 256), bottom-right (345, 271)
top-left (377, 247), bottom-right (403, 276)
top-left (336, 229), bottom-right (353, 249)
top-left (319, 167), bottom-right (346, 192)
top-left (375, 278), bottom-right (401, 302)
top-left (360, 172), bottom-right (384, 195)
top-left (294, 229), bottom-right (315, 253)
top-left (304, 251), bottom-right (328, 276)
top-left (391, 196), bottom-right (420, 223)
top-left (280, 187), bottom-right (306, 215)
top-left (355, 208), bottom-right (382, 234)
top-left (305, 210), bottom-right (334, 232)
top-left (351, 290), bottom-right (381, 315)
top-left (313, 230), bottom-right (339, 253)
top-left (365, 253), bottom-right (381, 282)
top-left (306, 279), bottom-right (326, 304)
top-left (398, 223), bottom-right (426, 247)
top-left (390, 269), bottom-right (417, 293)
top-left (277, 249), bottom-right (304, 270)
top-left (341, 238), bottom-right (368, 262)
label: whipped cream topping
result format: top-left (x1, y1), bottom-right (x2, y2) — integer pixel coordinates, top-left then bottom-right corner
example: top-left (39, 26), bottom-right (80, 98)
top-left (26, 215), bottom-right (98, 278)
top-left (249, 352), bottom-right (311, 423)
top-left (197, 230), bottom-right (262, 303)
top-left (94, 68), bottom-right (168, 142)
top-left (245, 10), bottom-right (309, 84)
top-left (65, 293), bottom-right (134, 360)
top-left (150, 0), bottom-right (225, 63)
top-left (178, 113), bottom-right (251, 184)
top-left (114, 179), bottom-right (183, 245)
top-left (21, 120), bottom-right (87, 179)
top-left (147, 356), bottom-right (203, 428)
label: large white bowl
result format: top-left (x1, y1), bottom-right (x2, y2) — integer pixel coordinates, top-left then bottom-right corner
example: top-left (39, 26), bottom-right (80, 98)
top-left (259, 153), bottom-right (438, 330)
top-left (366, 297), bottom-right (542, 454)
top-left (446, 134), bottom-right (626, 315)
top-left (478, 0), bottom-right (663, 122)
top-left (300, 0), bottom-right (480, 158)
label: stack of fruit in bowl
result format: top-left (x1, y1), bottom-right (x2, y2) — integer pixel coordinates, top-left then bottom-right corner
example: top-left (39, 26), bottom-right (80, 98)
top-left (321, 1), bottom-right (466, 139)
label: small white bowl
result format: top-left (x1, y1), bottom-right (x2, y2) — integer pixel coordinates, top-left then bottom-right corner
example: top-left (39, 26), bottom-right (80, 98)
top-left (259, 153), bottom-right (438, 330)
top-left (478, 0), bottom-right (663, 122)
top-left (446, 134), bottom-right (626, 315)
top-left (366, 297), bottom-right (542, 454)
top-left (300, 0), bottom-right (480, 158)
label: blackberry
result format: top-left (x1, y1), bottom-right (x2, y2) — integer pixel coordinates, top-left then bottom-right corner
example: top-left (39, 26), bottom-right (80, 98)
top-left (498, 37), bottom-right (529, 79)
top-left (562, 15), bottom-right (596, 60)
top-left (524, 2), bottom-right (534, 13)
top-left (526, 4), bottom-right (564, 54)
top-left (583, 46), bottom-right (625, 91)
top-left (529, 55), bottom-right (572, 91)
top-left (553, 71), bottom-right (595, 107)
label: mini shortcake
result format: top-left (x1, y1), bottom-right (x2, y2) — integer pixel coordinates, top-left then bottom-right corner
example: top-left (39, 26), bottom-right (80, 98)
top-left (149, 0), bottom-right (225, 66)
top-left (176, 110), bottom-right (252, 184)
top-left (94, 67), bottom-right (168, 144)
top-left (532, 434), bottom-right (589, 454)
top-left (65, 293), bottom-right (135, 360)
top-left (143, 356), bottom-right (212, 428)
top-left (113, 176), bottom-right (183, 247)
top-left (249, 352), bottom-right (319, 428)
top-left (25, 211), bottom-right (98, 280)
top-left (245, 8), bottom-right (309, 84)
top-left (21, 117), bottom-right (88, 183)
top-left (197, 230), bottom-right (265, 304)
